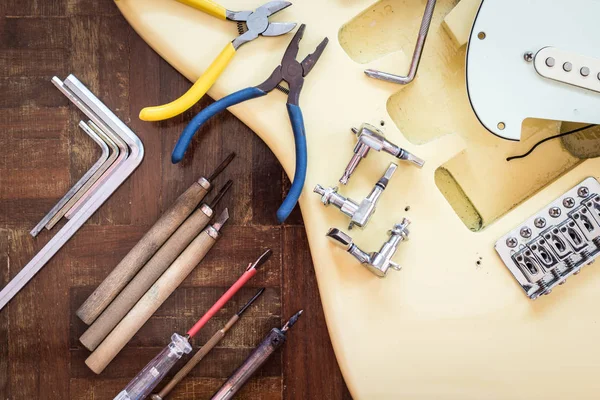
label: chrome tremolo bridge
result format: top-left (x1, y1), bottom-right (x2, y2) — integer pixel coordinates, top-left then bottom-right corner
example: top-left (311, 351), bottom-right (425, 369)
top-left (495, 177), bottom-right (600, 300)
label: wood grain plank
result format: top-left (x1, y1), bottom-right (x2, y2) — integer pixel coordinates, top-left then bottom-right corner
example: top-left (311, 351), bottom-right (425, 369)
top-left (8, 138), bottom-right (69, 170)
top-left (69, 224), bottom-right (151, 287)
top-left (0, 229), bottom-right (9, 398)
top-left (35, 232), bottom-right (71, 399)
top-left (0, 199), bottom-right (59, 229)
top-left (0, 129), bottom-right (7, 170)
top-left (209, 111), bottom-right (255, 226)
top-left (158, 63), bottom-right (213, 211)
top-left (281, 173), bottom-right (304, 226)
top-left (0, 18), bottom-right (70, 49)
top-left (183, 225), bottom-right (282, 288)
top-left (6, 229), bottom-right (41, 398)
top-left (0, 49), bottom-right (68, 77)
top-left (127, 29), bottom-right (162, 225)
top-left (71, 344), bottom-right (282, 380)
top-left (0, 168), bottom-right (70, 199)
top-left (0, 77), bottom-right (68, 108)
top-left (66, 0), bottom-right (121, 16)
top-left (251, 131), bottom-right (285, 226)
top-left (1, 1), bottom-right (65, 16)
top-left (167, 377), bottom-right (282, 400)
top-left (69, 376), bottom-right (281, 400)
top-left (78, 16), bottom-right (132, 227)
top-left (1, 107), bottom-right (69, 140)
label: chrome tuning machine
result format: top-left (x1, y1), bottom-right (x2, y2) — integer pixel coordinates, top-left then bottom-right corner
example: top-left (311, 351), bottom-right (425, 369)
top-left (339, 123), bottom-right (424, 185)
top-left (326, 219), bottom-right (410, 277)
top-left (315, 163), bottom-right (397, 229)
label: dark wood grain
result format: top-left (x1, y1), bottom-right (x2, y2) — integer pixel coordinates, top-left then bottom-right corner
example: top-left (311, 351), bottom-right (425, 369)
top-left (0, 1), bottom-right (349, 399)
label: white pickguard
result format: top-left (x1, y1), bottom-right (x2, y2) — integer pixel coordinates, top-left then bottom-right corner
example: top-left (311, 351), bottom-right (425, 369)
top-left (467, 0), bottom-right (600, 140)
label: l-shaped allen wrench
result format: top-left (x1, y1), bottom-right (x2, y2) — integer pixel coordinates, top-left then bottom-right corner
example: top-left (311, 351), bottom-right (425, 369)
top-left (0, 74), bottom-right (144, 311)
top-left (30, 120), bottom-right (111, 237)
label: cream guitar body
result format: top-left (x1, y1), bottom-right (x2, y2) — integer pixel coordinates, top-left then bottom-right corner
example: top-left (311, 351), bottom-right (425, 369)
top-left (116, 0), bottom-right (600, 398)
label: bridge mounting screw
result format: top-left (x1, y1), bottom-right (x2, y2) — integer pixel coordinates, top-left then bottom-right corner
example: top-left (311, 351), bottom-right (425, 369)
top-left (549, 207), bottom-right (562, 218)
top-left (520, 227), bottom-right (532, 238)
top-left (563, 197), bottom-right (575, 208)
top-left (534, 217), bottom-right (546, 228)
top-left (506, 237), bottom-right (518, 248)
top-left (578, 186), bottom-right (590, 198)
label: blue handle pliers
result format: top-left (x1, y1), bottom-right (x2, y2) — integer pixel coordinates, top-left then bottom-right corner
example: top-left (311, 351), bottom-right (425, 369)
top-left (172, 24), bottom-right (328, 223)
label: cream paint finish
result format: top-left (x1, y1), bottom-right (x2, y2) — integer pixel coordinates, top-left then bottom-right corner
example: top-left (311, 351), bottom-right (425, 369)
top-left (116, 1), bottom-right (600, 399)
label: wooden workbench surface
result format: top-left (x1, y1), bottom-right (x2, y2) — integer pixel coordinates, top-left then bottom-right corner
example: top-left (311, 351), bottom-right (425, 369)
top-left (0, 1), bottom-right (351, 398)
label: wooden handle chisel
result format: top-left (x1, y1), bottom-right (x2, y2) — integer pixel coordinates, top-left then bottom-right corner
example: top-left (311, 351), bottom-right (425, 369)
top-left (79, 181), bottom-right (232, 351)
top-left (76, 153), bottom-right (234, 325)
top-left (85, 208), bottom-right (229, 374)
top-left (76, 177), bottom-right (211, 325)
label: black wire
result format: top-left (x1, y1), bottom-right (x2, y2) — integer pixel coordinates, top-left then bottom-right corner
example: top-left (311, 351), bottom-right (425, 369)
top-left (506, 124), bottom-right (596, 162)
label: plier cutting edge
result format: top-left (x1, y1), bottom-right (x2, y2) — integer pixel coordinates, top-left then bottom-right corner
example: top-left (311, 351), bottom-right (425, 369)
top-left (139, 0), bottom-right (296, 122)
top-left (172, 24), bottom-right (328, 223)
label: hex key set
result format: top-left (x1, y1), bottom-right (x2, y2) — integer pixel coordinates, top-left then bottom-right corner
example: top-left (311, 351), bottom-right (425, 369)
top-left (0, 74), bottom-right (144, 311)
top-left (29, 120), bottom-right (112, 237)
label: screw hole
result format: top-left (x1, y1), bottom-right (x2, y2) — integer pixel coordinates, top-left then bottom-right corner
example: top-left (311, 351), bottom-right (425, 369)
top-left (380, 120), bottom-right (385, 127)
top-left (497, 122), bottom-right (506, 130)
top-left (477, 31), bottom-right (486, 40)
top-left (404, 206), bottom-right (410, 212)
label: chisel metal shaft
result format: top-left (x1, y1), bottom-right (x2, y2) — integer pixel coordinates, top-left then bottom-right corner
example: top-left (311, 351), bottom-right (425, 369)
top-left (85, 209), bottom-right (229, 374)
top-left (76, 153), bottom-right (235, 325)
top-left (79, 181), bottom-right (232, 351)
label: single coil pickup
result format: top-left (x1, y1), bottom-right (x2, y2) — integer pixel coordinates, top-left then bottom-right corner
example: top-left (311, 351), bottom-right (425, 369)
top-left (541, 227), bottom-right (573, 259)
top-left (584, 194), bottom-right (600, 226)
top-left (557, 219), bottom-right (589, 252)
top-left (570, 205), bottom-right (600, 241)
top-left (513, 249), bottom-right (547, 284)
top-left (528, 237), bottom-right (559, 269)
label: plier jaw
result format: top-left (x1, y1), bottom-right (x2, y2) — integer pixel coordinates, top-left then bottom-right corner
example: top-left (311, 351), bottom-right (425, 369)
top-left (230, 1), bottom-right (296, 49)
top-left (256, 24), bottom-right (329, 105)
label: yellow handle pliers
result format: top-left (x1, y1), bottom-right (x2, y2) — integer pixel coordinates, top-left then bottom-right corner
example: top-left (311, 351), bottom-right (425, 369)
top-left (139, 0), bottom-right (296, 122)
